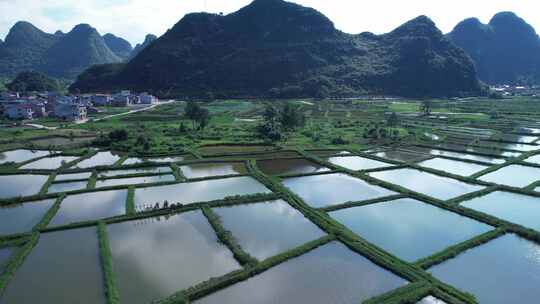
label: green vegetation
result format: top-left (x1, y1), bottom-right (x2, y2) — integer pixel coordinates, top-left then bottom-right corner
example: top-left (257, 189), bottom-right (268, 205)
top-left (6, 71), bottom-right (61, 92)
top-left (97, 222), bottom-right (120, 304)
top-left (70, 0), bottom-right (482, 98)
top-left (0, 22), bottom-right (122, 79)
top-left (201, 207), bottom-right (258, 266)
top-left (3, 95), bottom-right (540, 304)
top-left (0, 233), bottom-right (39, 295)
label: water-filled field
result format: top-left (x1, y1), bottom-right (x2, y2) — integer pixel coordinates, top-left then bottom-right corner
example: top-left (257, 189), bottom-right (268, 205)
top-left (133, 176), bottom-right (271, 208)
top-left (478, 164), bottom-right (540, 188)
top-left (283, 173), bottom-right (396, 207)
top-left (195, 242), bottom-right (407, 304)
top-left (179, 162), bottom-right (246, 178)
top-left (461, 191), bottom-right (540, 232)
top-left (0, 199), bottom-right (54, 235)
top-left (71, 151), bottom-right (121, 168)
top-left (48, 190), bottom-right (127, 226)
top-left (0, 228), bottom-right (105, 304)
top-left (328, 156), bottom-right (393, 171)
top-left (20, 156), bottom-right (79, 170)
top-left (331, 198), bottom-right (492, 261)
top-left (256, 158), bottom-right (329, 175)
top-left (2, 121), bottom-right (540, 304)
top-left (417, 158), bottom-right (488, 176)
top-left (0, 149), bottom-right (52, 165)
top-left (429, 234), bottom-right (540, 303)
top-left (213, 200), bottom-right (325, 260)
top-left (47, 181), bottom-right (88, 193)
top-left (95, 174), bottom-right (175, 188)
top-left (108, 211), bottom-right (240, 304)
top-left (370, 168), bottom-right (484, 200)
top-left (0, 174), bottom-right (48, 199)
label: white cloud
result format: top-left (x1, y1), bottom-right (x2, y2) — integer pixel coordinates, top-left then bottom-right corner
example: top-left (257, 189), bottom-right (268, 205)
top-left (1, 0), bottom-right (539, 46)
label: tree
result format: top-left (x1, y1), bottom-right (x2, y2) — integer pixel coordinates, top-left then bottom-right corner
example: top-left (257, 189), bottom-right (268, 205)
top-left (184, 101), bottom-right (211, 130)
top-left (109, 129), bottom-right (128, 141)
top-left (196, 108), bottom-right (210, 130)
top-left (387, 112), bottom-right (399, 127)
top-left (420, 100), bottom-right (433, 116)
top-left (280, 102), bottom-right (305, 130)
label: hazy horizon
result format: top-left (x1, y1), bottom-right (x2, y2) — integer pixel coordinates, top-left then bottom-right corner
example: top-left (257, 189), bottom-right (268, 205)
top-left (1, 0), bottom-right (539, 45)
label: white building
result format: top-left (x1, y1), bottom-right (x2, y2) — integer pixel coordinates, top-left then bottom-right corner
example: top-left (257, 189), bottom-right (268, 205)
top-left (91, 94), bottom-right (112, 106)
top-left (3, 101), bottom-right (34, 120)
top-left (139, 92), bottom-right (158, 104)
top-left (54, 103), bottom-right (87, 121)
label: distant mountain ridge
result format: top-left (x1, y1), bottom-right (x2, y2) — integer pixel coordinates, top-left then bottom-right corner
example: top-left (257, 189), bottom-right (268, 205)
top-left (71, 0), bottom-right (482, 98)
top-left (103, 33), bottom-right (133, 60)
top-left (0, 22), bottom-right (133, 79)
top-left (130, 34), bottom-right (157, 60)
top-left (448, 12), bottom-right (540, 85)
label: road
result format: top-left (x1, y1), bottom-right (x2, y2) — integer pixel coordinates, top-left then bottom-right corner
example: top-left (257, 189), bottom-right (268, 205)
top-left (24, 100), bottom-right (180, 129)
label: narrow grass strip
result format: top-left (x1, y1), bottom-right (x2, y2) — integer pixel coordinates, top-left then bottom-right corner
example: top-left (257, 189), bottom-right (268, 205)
top-left (97, 221), bottom-right (120, 304)
top-left (201, 207), bottom-right (258, 267)
top-left (34, 194), bottom-right (65, 230)
top-left (39, 172), bottom-right (57, 195)
top-left (88, 170), bottom-right (98, 189)
top-left (415, 228), bottom-right (505, 270)
top-left (0, 232), bottom-right (39, 295)
top-left (170, 163), bottom-right (184, 181)
top-left (126, 187), bottom-right (135, 216)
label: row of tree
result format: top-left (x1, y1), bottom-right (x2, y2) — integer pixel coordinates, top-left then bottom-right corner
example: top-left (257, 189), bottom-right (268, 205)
top-left (259, 102), bottom-right (306, 141)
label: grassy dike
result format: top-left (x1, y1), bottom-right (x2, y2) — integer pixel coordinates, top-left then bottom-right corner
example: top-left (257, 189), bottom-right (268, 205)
top-left (0, 232), bottom-right (39, 295)
top-left (126, 187), bottom-right (135, 215)
top-left (157, 235), bottom-right (335, 304)
top-left (201, 207), bottom-right (258, 267)
top-left (97, 221), bottom-right (120, 304)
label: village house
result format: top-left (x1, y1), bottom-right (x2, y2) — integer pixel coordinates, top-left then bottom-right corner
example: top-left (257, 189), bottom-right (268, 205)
top-left (139, 92), bottom-right (158, 104)
top-left (3, 101), bottom-right (34, 120)
top-left (54, 102), bottom-right (87, 121)
top-left (91, 94), bottom-right (112, 106)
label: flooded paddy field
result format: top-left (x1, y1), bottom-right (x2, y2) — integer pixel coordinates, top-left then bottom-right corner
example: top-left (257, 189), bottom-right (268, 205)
top-left (429, 234), bottom-right (540, 304)
top-left (417, 158), bottom-right (488, 177)
top-left (195, 242), bottom-right (407, 304)
top-left (133, 176), bottom-right (271, 208)
top-left (283, 173), bottom-right (396, 208)
top-left (0, 248), bottom-right (12, 273)
top-left (4, 100), bottom-right (540, 304)
top-left (0, 149), bottom-right (53, 165)
top-left (213, 200), bottom-right (325, 260)
top-left (327, 156), bottom-right (393, 171)
top-left (461, 191), bottom-right (540, 232)
top-left (48, 190), bottom-right (127, 227)
top-left (405, 146), bottom-right (507, 164)
top-left (20, 156), bottom-right (79, 170)
top-left (0, 228), bottom-right (105, 304)
top-left (54, 172), bottom-right (92, 181)
top-left (478, 164), bottom-right (540, 188)
top-left (98, 166), bottom-right (172, 177)
top-left (256, 158), bottom-right (329, 175)
top-left (373, 149), bottom-right (426, 163)
top-left (107, 211), bottom-right (240, 304)
top-left (330, 198), bottom-right (492, 261)
top-left (179, 162), bottom-right (246, 179)
top-left (0, 199), bottom-right (54, 235)
top-left (95, 174), bottom-right (175, 188)
top-left (47, 180), bottom-right (88, 193)
top-left (71, 151), bottom-right (121, 168)
top-left (370, 168), bottom-right (484, 200)
top-left (0, 174), bottom-right (48, 199)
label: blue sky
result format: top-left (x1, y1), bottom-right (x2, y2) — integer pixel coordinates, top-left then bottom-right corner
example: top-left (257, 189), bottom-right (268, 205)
top-left (1, 0), bottom-right (539, 46)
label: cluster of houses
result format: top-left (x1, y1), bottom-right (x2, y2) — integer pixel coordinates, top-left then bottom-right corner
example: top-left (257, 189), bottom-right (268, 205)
top-left (491, 85), bottom-right (540, 97)
top-left (0, 91), bottom-right (158, 121)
